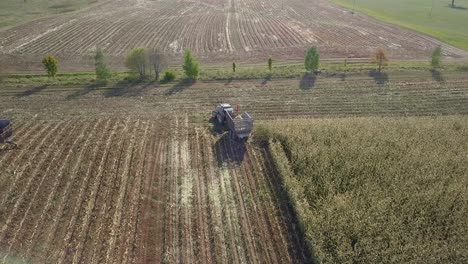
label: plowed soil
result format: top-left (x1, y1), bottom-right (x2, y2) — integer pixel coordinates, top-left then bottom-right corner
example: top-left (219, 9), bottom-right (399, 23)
top-left (0, 116), bottom-right (311, 263)
top-left (1, 0), bottom-right (467, 72)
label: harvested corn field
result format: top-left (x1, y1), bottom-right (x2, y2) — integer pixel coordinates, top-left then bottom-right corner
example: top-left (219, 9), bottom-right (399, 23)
top-left (0, 116), bottom-right (310, 263)
top-left (1, 0), bottom-right (467, 71)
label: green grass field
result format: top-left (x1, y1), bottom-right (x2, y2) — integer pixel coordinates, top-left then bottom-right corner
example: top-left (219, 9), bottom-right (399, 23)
top-left (330, 0), bottom-right (468, 51)
top-left (257, 116), bottom-right (468, 262)
top-left (0, 0), bottom-right (95, 28)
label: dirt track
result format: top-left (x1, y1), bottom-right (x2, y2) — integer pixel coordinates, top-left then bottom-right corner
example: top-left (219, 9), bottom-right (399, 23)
top-left (1, 0), bottom-right (467, 71)
top-left (0, 116), bottom-right (311, 263)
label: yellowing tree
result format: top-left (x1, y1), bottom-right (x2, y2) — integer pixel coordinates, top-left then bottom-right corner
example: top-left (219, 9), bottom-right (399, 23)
top-left (374, 48), bottom-right (388, 72)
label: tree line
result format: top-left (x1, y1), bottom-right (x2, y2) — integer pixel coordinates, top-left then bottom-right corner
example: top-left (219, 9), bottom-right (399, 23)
top-left (40, 46), bottom-right (444, 81)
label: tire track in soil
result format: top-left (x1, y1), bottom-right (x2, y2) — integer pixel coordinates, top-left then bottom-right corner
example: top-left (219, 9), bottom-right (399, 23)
top-left (65, 120), bottom-right (121, 264)
top-left (180, 115), bottom-right (195, 264)
top-left (114, 121), bottom-right (151, 264)
top-left (229, 141), bottom-right (278, 263)
top-left (38, 119), bottom-right (104, 263)
top-left (190, 128), bottom-right (210, 263)
top-left (132, 125), bottom-right (162, 264)
top-left (134, 129), bottom-right (166, 263)
top-left (21, 121), bottom-right (92, 260)
top-left (219, 135), bottom-right (259, 264)
top-left (245, 146), bottom-right (291, 263)
top-left (201, 132), bottom-right (229, 263)
top-left (0, 120), bottom-right (75, 261)
top-left (88, 119), bottom-right (133, 264)
top-left (103, 119), bottom-right (141, 264)
top-left (209, 134), bottom-right (244, 263)
top-left (54, 119), bottom-right (113, 264)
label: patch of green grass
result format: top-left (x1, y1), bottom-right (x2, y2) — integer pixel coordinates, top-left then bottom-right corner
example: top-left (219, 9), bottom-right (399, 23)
top-left (259, 116), bottom-right (468, 262)
top-left (330, 0), bottom-right (468, 51)
top-left (0, 0), bottom-right (95, 28)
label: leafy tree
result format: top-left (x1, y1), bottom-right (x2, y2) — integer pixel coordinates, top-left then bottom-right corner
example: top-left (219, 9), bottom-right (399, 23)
top-left (94, 48), bottom-right (111, 82)
top-left (268, 57), bottom-right (272, 71)
top-left (126, 48), bottom-right (149, 79)
top-left (149, 49), bottom-right (167, 81)
top-left (233, 62), bottom-right (236, 73)
top-left (161, 70), bottom-right (176, 82)
top-left (42, 55), bottom-right (58, 78)
top-left (431, 46), bottom-right (442, 69)
top-left (305, 47), bottom-right (320, 72)
top-left (374, 48), bottom-right (388, 72)
top-left (183, 49), bottom-right (200, 80)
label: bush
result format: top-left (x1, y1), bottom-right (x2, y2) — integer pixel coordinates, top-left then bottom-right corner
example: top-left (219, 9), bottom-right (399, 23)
top-left (161, 70), bottom-right (176, 82)
top-left (95, 48), bottom-right (111, 83)
top-left (431, 46), bottom-right (442, 69)
top-left (305, 47), bottom-right (320, 72)
top-left (126, 48), bottom-right (149, 80)
top-left (42, 55), bottom-right (58, 78)
top-left (183, 49), bottom-right (200, 80)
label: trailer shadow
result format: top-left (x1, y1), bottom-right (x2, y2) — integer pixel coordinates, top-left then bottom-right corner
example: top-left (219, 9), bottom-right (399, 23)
top-left (214, 132), bottom-right (247, 166)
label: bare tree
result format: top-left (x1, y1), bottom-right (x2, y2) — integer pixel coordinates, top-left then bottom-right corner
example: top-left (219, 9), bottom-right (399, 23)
top-left (149, 49), bottom-right (167, 81)
top-left (452, 0), bottom-right (456, 8)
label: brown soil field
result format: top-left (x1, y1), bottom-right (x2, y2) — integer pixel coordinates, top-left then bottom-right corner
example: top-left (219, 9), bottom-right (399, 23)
top-left (1, 71), bottom-right (468, 120)
top-left (1, 72), bottom-right (468, 263)
top-left (1, 0), bottom-right (467, 72)
top-left (0, 116), bottom-right (311, 263)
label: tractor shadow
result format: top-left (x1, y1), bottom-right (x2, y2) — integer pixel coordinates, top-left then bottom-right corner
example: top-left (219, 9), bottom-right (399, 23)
top-left (164, 79), bottom-right (195, 96)
top-left (299, 73), bottom-right (316, 90)
top-left (369, 70), bottom-right (389, 87)
top-left (15, 85), bottom-right (47, 98)
top-left (214, 132), bottom-right (247, 166)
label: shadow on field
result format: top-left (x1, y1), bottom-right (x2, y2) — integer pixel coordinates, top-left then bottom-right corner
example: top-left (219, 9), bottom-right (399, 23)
top-left (66, 83), bottom-right (102, 100)
top-left (104, 80), bottom-right (153, 97)
top-left (431, 69), bottom-right (445, 83)
top-left (15, 85), bottom-right (47, 98)
top-left (369, 70), bottom-right (389, 87)
top-left (261, 73), bottom-right (272, 86)
top-left (213, 132), bottom-right (246, 166)
top-left (447, 4), bottom-right (467, 10)
top-left (164, 79), bottom-right (195, 96)
top-left (300, 73), bottom-right (316, 90)
top-left (260, 147), bottom-right (315, 263)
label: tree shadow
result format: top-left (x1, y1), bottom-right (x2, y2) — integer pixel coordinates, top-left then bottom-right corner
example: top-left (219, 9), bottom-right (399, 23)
top-left (340, 73), bottom-right (347, 81)
top-left (369, 70), bottom-right (389, 87)
top-left (66, 83), bottom-right (102, 100)
top-left (15, 85), bottom-right (47, 98)
top-left (299, 73), bottom-right (316, 90)
top-left (261, 73), bottom-right (272, 86)
top-left (447, 4), bottom-right (467, 10)
top-left (104, 80), bottom-right (153, 97)
top-left (214, 132), bottom-right (247, 166)
top-left (431, 69), bottom-right (445, 83)
top-left (164, 79), bottom-right (195, 96)
top-left (225, 77), bottom-right (233, 86)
